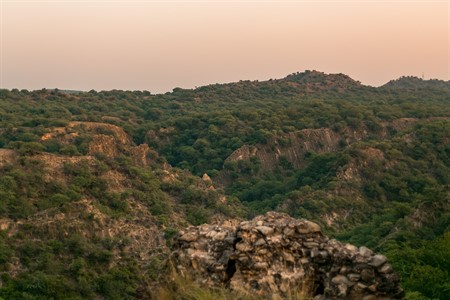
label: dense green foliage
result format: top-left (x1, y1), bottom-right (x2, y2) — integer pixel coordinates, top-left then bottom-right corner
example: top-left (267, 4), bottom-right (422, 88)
top-left (0, 73), bottom-right (449, 298)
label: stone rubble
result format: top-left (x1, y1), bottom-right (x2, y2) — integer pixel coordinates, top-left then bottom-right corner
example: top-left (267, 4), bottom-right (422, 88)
top-left (172, 212), bottom-right (403, 299)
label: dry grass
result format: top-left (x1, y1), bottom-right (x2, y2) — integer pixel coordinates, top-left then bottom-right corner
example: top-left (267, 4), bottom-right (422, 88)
top-left (152, 269), bottom-right (314, 300)
top-left (153, 273), bottom-right (261, 300)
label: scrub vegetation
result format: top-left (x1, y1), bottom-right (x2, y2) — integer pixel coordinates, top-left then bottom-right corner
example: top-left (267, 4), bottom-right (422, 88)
top-left (0, 71), bottom-right (449, 299)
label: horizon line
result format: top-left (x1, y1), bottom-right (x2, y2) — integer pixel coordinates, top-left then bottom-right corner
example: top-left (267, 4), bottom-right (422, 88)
top-left (1, 70), bottom-right (448, 94)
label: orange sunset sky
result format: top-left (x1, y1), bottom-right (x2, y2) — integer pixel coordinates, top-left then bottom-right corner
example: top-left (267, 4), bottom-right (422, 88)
top-left (1, 0), bottom-right (449, 93)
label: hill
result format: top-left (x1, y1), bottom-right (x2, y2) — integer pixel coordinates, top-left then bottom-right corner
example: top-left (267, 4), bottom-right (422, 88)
top-left (382, 76), bottom-right (450, 92)
top-left (0, 121), bottom-right (245, 299)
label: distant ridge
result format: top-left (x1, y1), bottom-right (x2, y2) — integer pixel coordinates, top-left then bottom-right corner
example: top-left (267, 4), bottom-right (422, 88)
top-left (2, 72), bottom-right (449, 94)
top-left (382, 76), bottom-right (450, 91)
top-left (188, 71), bottom-right (450, 94)
top-left (192, 70), bottom-right (364, 98)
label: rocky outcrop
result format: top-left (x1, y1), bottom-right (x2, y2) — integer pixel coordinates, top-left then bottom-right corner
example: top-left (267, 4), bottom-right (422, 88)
top-left (222, 118), bottom-right (450, 175)
top-left (88, 134), bottom-right (122, 158)
top-left (172, 212), bottom-right (403, 299)
top-left (41, 121), bottom-right (131, 145)
top-left (68, 121), bottom-right (131, 145)
top-left (224, 127), bottom-right (365, 171)
top-left (2, 198), bottom-right (168, 272)
top-left (129, 144), bottom-right (157, 167)
top-left (0, 149), bottom-right (17, 166)
top-left (40, 121), bottom-right (155, 167)
top-left (33, 153), bottom-right (95, 183)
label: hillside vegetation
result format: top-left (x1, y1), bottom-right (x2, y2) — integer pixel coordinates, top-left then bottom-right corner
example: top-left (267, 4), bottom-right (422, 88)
top-left (0, 71), bottom-right (449, 299)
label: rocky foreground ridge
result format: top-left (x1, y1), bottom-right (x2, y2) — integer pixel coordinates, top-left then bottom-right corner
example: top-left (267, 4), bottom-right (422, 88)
top-left (172, 212), bottom-right (403, 299)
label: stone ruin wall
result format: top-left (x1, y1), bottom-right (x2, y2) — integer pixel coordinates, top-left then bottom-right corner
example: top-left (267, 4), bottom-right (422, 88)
top-left (172, 212), bottom-right (403, 299)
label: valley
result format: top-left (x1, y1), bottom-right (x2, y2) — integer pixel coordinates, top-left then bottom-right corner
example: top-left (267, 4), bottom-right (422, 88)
top-left (0, 71), bottom-right (449, 299)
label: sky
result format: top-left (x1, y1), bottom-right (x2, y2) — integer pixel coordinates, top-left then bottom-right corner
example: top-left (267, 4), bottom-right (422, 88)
top-left (1, 0), bottom-right (449, 93)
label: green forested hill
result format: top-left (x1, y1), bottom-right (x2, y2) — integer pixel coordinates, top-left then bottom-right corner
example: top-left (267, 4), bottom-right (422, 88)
top-left (0, 71), bottom-right (449, 299)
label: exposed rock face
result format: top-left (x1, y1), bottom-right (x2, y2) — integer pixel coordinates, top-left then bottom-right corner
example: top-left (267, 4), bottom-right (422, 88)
top-left (40, 121), bottom-right (155, 167)
top-left (220, 117), bottom-right (450, 178)
top-left (33, 153), bottom-right (95, 183)
top-left (69, 121), bottom-right (131, 145)
top-left (2, 198), bottom-right (167, 273)
top-left (224, 127), bottom-right (366, 172)
top-left (128, 144), bottom-right (155, 167)
top-left (41, 121), bottom-right (131, 145)
top-left (88, 134), bottom-right (122, 158)
top-left (0, 149), bottom-right (17, 166)
top-left (172, 212), bottom-right (403, 299)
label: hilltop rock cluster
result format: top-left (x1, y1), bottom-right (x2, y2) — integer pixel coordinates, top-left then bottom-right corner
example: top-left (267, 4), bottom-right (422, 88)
top-left (172, 212), bottom-right (403, 299)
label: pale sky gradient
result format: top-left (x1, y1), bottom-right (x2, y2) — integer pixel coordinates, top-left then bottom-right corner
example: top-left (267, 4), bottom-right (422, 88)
top-left (1, 0), bottom-right (449, 93)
